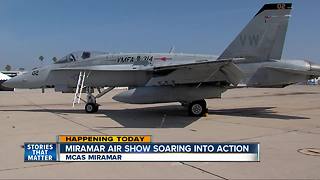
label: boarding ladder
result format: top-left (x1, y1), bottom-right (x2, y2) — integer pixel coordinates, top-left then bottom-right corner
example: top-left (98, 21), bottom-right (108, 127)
top-left (73, 71), bottom-right (86, 107)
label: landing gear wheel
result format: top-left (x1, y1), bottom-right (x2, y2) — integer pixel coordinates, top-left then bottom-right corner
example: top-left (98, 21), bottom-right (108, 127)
top-left (93, 104), bottom-right (99, 113)
top-left (188, 100), bottom-right (207, 117)
top-left (85, 103), bottom-right (98, 113)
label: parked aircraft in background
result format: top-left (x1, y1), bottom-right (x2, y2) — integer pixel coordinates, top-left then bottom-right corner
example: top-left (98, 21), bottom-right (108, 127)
top-left (0, 72), bottom-right (13, 91)
top-left (4, 3), bottom-right (320, 116)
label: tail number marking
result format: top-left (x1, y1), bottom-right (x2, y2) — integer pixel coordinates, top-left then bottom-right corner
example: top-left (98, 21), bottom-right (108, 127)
top-left (277, 4), bottom-right (286, 9)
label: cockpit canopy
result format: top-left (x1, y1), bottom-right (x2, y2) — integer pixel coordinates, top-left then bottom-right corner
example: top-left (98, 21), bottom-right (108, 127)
top-left (55, 51), bottom-right (107, 64)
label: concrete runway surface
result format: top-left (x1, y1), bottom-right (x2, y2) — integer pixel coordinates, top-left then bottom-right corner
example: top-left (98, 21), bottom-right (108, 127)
top-left (0, 85), bottom-right (319, 179)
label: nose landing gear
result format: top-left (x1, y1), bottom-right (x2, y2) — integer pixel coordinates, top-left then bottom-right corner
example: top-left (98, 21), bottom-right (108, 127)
top-left (83, 87), bottom-right (114, 113)
top-left (85, 103), bottom-right (99, 113)
top-left (72, 71), bottom-right (115, 113)
top-left (84, 88), bottom-right (99, 113)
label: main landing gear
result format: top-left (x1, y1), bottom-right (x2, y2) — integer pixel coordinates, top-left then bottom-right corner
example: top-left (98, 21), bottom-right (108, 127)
top-left (185, 99), bottom-right (208, 117)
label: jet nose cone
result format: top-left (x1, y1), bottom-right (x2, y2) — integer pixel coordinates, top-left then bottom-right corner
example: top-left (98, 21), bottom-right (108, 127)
top-left (2, 79), bottom-right (12, 88)
top-left (2, 78), bottom-right (17, 88)
top-left (2, 76), bottom-right (26, 88)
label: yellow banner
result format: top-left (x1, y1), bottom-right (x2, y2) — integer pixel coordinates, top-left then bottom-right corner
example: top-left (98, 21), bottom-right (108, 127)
top-left (58, 135), bottom-right (151, 143)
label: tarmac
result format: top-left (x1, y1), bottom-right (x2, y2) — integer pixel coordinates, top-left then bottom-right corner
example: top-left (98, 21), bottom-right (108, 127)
top-left (0, 85), bottom-right (319, 179)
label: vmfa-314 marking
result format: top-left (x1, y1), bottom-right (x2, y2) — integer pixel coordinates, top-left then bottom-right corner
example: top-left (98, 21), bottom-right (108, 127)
top-left (4, 3), bottom-right (320, 116)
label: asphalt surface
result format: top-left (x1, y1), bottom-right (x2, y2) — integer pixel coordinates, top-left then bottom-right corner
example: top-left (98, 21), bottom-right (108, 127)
top-left (0, 85), bottom-right (319, 179)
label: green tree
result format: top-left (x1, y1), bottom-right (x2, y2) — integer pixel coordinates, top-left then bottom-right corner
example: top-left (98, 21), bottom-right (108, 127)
top-left (52, 57), bottom-right (58, 63)
top-left (39, 56), bottom-right (44, 62)
top-left (5, 64), bottom-right (12, 71)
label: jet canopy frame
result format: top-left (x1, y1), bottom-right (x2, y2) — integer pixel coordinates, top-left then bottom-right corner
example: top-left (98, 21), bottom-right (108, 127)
top-left (55, 51), bottom-right (107, 64)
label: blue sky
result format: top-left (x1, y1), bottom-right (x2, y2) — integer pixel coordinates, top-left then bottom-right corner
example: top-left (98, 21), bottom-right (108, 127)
top-left (0, 0), bottom-right (319, 69)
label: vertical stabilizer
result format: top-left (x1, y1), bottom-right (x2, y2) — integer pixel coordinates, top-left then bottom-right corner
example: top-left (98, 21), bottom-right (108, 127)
top-left (218, 3), bottom-right (292, 61)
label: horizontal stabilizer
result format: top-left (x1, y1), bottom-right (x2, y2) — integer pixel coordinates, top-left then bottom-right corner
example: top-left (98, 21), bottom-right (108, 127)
top-left (247, 66), bottom-right (318, 87)
top-left (262, 66), bottom-right (320, 76)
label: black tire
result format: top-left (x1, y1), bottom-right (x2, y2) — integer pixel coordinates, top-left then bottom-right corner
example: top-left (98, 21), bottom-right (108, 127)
top-left (93, 104), bottom-right (99, 113)
top-left (85, 103), bottom-right (97, 113)
top-left (188, 100), bottom-right (207, 117)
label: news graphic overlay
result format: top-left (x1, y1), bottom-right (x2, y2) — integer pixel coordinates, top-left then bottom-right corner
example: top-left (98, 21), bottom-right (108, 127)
top-left (59, 143), bottom-right (259, 162)
top-left (24, 143), bottom-right (57, 161)
top-left (24, 135), bottom-right (260, 162)
top-left (58, 135), bottom-right (151, 143)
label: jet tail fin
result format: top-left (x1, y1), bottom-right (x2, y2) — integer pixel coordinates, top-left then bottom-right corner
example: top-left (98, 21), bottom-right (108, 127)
top-left (218, 3), bottom-right (292, 61)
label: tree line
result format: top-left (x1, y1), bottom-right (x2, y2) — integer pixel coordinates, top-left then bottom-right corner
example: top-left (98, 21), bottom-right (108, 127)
top-left (3, 56), bottom-right (58, 71)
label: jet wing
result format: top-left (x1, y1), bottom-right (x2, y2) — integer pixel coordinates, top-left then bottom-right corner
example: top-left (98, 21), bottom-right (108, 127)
top-left (147, 60), bottom-right (244, 86)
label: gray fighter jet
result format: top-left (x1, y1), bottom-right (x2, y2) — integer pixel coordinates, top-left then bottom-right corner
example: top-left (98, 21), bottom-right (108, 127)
top-left (4, 3), bottom-right (320, 116)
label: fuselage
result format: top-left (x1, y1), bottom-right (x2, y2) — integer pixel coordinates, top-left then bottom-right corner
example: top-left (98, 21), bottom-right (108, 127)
top-left (3, 52), bottom-right (319, 89)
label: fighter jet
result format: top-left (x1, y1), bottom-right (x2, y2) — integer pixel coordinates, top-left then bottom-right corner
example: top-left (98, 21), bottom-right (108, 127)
top-left (4, 3), bottom-right (320, 116)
